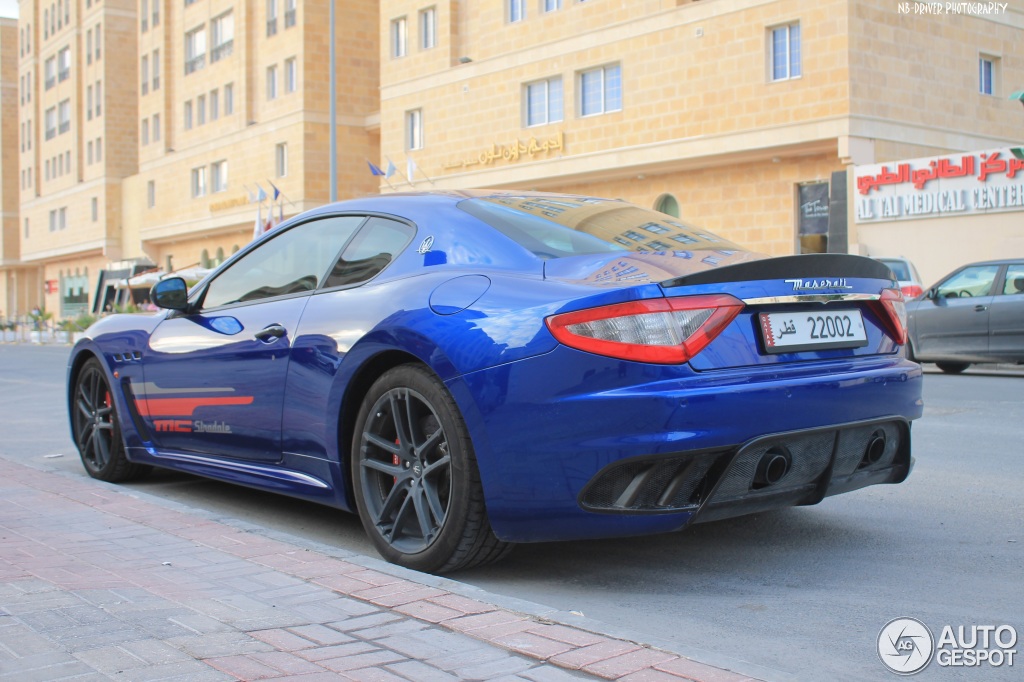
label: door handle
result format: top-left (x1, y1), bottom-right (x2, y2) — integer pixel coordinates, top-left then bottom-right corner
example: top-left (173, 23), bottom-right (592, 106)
top-left (254, 324), bottom-right (287, 342)
top-left (974, 305), bottom-right (988, 312)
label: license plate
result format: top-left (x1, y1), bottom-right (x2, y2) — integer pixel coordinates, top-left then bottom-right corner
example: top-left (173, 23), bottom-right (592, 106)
top-left (759, 310), bottom-right (868, 354)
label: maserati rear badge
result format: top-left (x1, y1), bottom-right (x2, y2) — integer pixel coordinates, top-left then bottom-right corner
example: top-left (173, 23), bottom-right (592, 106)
top-left (785, 278), bottom-right (853, 291)
top-left (417, 235), bottom-right (434, 254)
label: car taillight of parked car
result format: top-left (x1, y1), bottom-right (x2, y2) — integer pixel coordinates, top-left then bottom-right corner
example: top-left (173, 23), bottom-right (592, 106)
top-left (545, 294), bottom-right (745, 364)
top-left (901, 284), bottom-right (923, 299)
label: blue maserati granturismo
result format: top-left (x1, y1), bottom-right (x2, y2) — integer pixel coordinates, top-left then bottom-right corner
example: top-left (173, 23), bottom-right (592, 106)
top-left (68, 191), bottom-right (923, 573)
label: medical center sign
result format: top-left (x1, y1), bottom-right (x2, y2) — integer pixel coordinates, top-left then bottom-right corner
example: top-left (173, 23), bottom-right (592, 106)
top-left (854, 148), bottom-right (1024, 223)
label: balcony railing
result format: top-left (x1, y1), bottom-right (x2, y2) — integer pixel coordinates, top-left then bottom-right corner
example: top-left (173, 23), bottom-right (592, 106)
top-left (184, 54), bottom-right (205, 75)
top-left (45, 77), bottom-right (56, 90)
top-left (45, 128), bottom-right (56, 140)
top-left (211, 40), bottom-right (233, 62)
top-left (59, 121), bottom-right (69, 134)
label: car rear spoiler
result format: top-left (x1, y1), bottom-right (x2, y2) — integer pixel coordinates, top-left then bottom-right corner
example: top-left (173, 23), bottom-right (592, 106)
top-left (660, 254), bottom-right (895, 288)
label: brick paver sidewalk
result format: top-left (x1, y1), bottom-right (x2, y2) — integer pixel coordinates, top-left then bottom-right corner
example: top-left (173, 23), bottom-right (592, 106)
top-left (0, 458), bottom-right (763, 681)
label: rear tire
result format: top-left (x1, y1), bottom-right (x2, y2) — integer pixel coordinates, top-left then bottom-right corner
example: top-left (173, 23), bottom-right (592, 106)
top-left (351, 364), bottom-right (512, 573)
top-left (936, 361), bottom-right (970, 374)
top-left (72, 358), bottom-right (150, 482)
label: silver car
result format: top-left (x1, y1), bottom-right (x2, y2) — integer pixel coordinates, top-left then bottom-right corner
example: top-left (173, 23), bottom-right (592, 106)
top-left (905, 259), bottom-right (1024, 373)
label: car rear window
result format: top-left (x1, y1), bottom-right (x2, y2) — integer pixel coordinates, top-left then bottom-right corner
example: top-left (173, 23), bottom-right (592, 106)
top-left (880, 260), bottom-right (911, 280)
top-left (458, 195), bottom-right (739, 260)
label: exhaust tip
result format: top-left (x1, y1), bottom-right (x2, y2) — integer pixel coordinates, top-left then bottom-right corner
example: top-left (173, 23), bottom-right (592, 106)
top-left (753, 447), bottom-right (791, 489)
top-left (860, 430), bottom-right (887, 468)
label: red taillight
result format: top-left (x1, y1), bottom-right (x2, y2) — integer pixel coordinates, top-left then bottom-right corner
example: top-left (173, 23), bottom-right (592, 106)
top-left (545, 294), bottom-right (744, 364)
top-left (901, 284), bottom-right (923, 299)
top-left (871, 288), bottom-right (908, 345)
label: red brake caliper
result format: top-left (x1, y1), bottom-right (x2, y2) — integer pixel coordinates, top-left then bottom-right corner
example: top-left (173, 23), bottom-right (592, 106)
top-left (393, 439), bottom-right (400, 484)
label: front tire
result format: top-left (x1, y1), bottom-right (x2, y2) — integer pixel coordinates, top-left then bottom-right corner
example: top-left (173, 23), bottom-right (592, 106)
top-left (351, 364), bottom-right (512, 573)
top-left (936, 361), bottom-right (970, 374)
top-left (72, 358), bottom-right (150, 482)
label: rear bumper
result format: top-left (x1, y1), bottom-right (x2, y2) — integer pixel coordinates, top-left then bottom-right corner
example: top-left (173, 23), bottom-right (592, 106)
top-left (452, 347), bottom-right (923, 543)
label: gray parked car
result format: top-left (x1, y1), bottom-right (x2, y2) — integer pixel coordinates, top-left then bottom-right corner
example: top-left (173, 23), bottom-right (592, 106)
top-left (905, 259), bottom-right (1024, 373)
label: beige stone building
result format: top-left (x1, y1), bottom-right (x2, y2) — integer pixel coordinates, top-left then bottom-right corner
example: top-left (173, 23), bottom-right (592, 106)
top-left (1, 0), bottom-right (1022, 319)
top-left (5, 0), bottom-right (379, 319)
top-left (379, 0), bottom-right (1024, 266)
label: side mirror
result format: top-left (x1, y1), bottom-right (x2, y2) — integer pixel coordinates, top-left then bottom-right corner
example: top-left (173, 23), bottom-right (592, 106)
top-left (151, 277), bottom-right (189, 311)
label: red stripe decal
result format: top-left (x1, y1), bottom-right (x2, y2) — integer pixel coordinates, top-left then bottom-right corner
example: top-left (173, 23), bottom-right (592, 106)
top-left (136, 396), bottom-right (254, 417)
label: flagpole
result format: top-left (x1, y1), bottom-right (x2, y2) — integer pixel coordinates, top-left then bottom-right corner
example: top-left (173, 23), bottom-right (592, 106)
top-left (329, 0), bottom-right (337, 203)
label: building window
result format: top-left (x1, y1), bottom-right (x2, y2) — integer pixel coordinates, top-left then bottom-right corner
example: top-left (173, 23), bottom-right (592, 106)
top-left (285, 0), bottom-right (296, 28)
top-left (141, 55), bottom-right (149, 94)
top-left (211, 11), bottom-right (234, 62)
top-left (579, 64), bottom-right (621, 116)
top-left (185, 26), bottom-right (206, 74)
top-left (57, 46), bottom-right (70, 82)
top-left (266, 65), bottom-right (278, 100)
top-left (86, 85), bottom-right (93, 120)
top-left (141, 118), bottom-right (149, 145)
top-left (44, 57), bottom-right (56, 90)
top-left (197, 94), bottom-right (206, 125)
top-left (152, 50), bottom-right (160, 90)
top-left (391, 17), bottom-right (407, 58)
top-left (91, 197), bottom-right (98, 221)
top-left (419, 7), bottom-right (436, 50)
top-left (524, 77), bottom-right (563, 126)
top-left (655, 195), bottom-right (680, 218)
top-left (211, 160), bottom-right (228, 193)
top-left (184, 100), bottom-right (193, 129)
top-left (44, 107), bottom-right (57, 140)
top-left (153, 0), bottom-right (159, 27)
top-left (545, 0), bottom-right (562, 10)
top-left (276, 142), bottom-right (288, 177)
top-left (406, 108), bottom-right (423, 150)
top-left (509, 0), bottom-right (525, 22)
top-left (95, 80), bottom-right (102, 116)
top-left (141, 0), bottom-right (148, 31)
top-left (96, 137), bottom-right (102, 161)
top-left (225, 83), bottom-right (234, 114)
top-left (147, 180), bottom-right (156, 208)
top-left (95, 23), bottom-right (101, 60)
top-left (267, 0), bottom-right (278, 36)
top-left (24, 218), bottom-right (29, 239)
top-left (191, 166), bottom-right (207, 197)
top-left (87, 140), bottom-right (93, 164)
top-left (770, 23), bottom-right (801, 81)
top-left (210, 89), bottom-right (219, 120)
top-left (86, 29), bottom-right (92, 64)
top-left (285, 57), bottom-right (297, 93)
top-left (58, 99), bottom-right (70, 134)
top-left (979, 55), bottom-right (999, 95)
top-left (153, 114), bottom-right (161, 142)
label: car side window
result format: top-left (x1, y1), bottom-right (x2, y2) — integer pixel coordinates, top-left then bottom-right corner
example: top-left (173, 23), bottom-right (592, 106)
top-left (202, 216), bottom-right (365, 309)
top-left (935, 265), bottom-right (999, 299)
top-left (1002, 265), bottom-right (1024, 296)
top-left (323, 217), bottom-right (415, 288)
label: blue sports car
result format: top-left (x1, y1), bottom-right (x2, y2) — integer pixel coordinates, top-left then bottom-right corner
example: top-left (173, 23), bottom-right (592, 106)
top-left (68, 191), bottom-right (923, 573)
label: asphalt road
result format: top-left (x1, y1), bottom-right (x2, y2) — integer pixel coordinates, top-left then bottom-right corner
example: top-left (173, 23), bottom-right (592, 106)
top-left (2, 343), bottom-right (1021, 681)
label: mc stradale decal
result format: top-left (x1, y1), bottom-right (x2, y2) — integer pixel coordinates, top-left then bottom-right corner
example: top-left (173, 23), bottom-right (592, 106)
top-left (785, 278), bottom-right (854, 291)
top-left (133, 382), bottom-right (253, 433)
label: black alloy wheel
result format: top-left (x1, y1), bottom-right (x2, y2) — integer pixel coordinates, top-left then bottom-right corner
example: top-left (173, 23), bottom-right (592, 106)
top-left (935, 361), bottom-right (970, 375)
top-left (72, 358), bottom-right (149, 482)
top-left (352, 364), bottom-right (511, 573)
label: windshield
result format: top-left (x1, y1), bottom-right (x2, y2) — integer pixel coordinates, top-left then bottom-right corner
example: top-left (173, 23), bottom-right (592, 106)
top-left (458, 195), bottom-right (738, 260)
